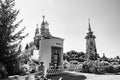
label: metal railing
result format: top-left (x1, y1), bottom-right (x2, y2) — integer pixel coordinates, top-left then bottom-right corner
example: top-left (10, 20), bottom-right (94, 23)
top-left (64, 65), bottom-right (83, 72)
top-left (47, 66), bottom-right (64, 75)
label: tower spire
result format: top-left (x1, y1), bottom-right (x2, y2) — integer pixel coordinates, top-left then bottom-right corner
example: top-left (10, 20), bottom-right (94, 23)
top-left (35, 24), bottom-right (39, 36)
top-left (88, 18), bottom-right (91, 32)
top-left (40, 15), bottom-right (51, 39)
top-left (42, 15), bottom-right (45, 22)
top-left (41, 15), bottom-right (46, 25)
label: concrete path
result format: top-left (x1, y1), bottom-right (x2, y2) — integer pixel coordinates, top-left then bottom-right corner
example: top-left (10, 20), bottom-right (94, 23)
top-left (64, 71), bottom-right (120, 80)
top-left (47, 71), bottom-right (86, 80)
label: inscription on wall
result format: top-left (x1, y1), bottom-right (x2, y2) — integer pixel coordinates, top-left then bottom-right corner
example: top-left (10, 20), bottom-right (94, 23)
top-left (56, 43), bottom-right (62, 46)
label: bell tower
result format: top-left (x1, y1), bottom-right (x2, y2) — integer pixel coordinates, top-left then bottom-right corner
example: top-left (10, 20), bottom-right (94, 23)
top-left (85, 19), bottom-right (98, 60)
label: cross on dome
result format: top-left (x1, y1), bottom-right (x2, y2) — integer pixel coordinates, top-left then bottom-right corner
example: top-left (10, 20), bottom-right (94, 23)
top-left (42, 15), bottom-right (45, 22)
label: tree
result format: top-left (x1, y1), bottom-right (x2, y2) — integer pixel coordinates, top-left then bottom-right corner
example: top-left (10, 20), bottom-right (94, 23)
top-left (66, 50), bottom-right (78, 58)
top-left (0, 0), bottom-right (28, 75)
top-left (64, 50), bottom-right (86, 62)
top-left (77, 52), bottom-right (84, 57)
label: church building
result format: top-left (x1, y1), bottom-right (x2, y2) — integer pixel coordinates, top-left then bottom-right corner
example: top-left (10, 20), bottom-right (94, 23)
top-left (28, 16), bottom-right (64, 75)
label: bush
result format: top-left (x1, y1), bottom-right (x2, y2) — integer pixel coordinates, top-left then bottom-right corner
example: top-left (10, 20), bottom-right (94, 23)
top-left (89, 67), bottom-right (95, 73)
top-left (81, 60), bottom-right (107, 74)
top-left (81, 64), bottom-right (90, 73)
top-left (81, 60), bottom-right (120, 74)
top-left (105, 65), bottom-right (117, 73)
top-left (0, 63), bottom-right (7, 78)
top-left (89, 66), bottom-right (106, 74)
top-left (94, 67), bottom-right (106, 74)
top-left (113, 65), bottom-right (120, 73)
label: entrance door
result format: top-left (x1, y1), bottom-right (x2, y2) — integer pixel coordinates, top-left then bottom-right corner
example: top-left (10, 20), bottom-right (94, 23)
top-left (51, 46), bottom-right (62, 67)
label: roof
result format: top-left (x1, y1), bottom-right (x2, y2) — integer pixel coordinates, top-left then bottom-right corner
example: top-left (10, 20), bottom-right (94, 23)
top-left (52, 36), bottom-right (64, 40)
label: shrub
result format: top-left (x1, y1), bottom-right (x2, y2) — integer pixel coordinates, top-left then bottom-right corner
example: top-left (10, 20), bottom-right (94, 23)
top-left (81, 60), bottom-right (107, 74)
top-left (113, 65), bottom-right (120, 73)
top-left (89, 67), bottom-right (96, 73)
top-left (0, 63), bottom-right (7, 78)
top-left (81, 64), bottom-right (90, 73)
top-left (94, 67), bottom-right (106, 74)
top-left (105, 65), bottom-right (117, 73)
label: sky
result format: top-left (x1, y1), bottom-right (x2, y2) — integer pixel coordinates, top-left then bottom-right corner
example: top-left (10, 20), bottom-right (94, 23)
top-left (15, 0), bottom-right (120, 58)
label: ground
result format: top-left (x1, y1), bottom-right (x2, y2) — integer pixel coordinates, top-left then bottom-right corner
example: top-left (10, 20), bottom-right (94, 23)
top-left (47, 71), bottom-right (120, 80)
top-left (67, 71), bottom-right (120, 80)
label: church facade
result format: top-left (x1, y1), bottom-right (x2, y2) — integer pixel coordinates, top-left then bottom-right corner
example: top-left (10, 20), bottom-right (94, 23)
top-left (29, 16), bottom-right (64, 75)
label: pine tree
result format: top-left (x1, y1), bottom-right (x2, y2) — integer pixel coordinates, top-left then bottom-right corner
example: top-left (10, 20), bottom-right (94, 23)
top-left (0, 0), bottom-right (28, 75)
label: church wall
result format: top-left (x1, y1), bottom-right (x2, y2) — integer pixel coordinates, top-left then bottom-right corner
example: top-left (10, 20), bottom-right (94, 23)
top-left (39, 37), bottom-right (64, 74)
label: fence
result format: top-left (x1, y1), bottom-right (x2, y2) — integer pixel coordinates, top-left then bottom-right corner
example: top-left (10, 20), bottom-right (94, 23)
top-left (63, 64), bottom-right (83, 73)
top-left (67, 64), bottom-right (82, 72)
top-left (47, 66), bottom-right (64, 75)
top-left (46, 64), bottom-right (83, 75)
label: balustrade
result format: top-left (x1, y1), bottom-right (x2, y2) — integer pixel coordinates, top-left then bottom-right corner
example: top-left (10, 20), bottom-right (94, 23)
top-left (47, 66), bottom-right (64, 75)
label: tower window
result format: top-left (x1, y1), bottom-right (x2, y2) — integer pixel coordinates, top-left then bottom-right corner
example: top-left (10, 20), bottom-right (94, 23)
top-left (90, 42), bottom-right (93, 46)
top-left (90, 48), bottom-right (92, 50)
top-left (90, 35), bottom-right (93, 38)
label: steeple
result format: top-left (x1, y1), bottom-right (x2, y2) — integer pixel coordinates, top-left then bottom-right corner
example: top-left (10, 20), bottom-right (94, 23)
top-left (88, 18), bottom-right (91, 32)
top-left (43, 15), bottom-right (45, 20)
top-left (102, 53), bottom-right (106, 58)
top-left (35, 24), bottom-right (39, 36)
top-left (41, 15), bottom-right (45, 25)
top-left (45, 20), bottom-right (49, 25)
top-left (85, 19), bottom-right (98, 60)
top-left (40, 15), bottom-right (51, 39)
top-left (34, 24), bottom-right (40, 49)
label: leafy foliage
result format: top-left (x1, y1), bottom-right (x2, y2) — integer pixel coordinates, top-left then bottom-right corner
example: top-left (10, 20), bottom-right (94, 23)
top-left (81, 60), bottom-right (120, 74)
top-left (81, 60), bottom-right (106, 74)
top-left (64, 50), bottom-right (85, 62)
top-left (0, 0), bottom-right (28, 75)
top-left (0, 63), bottom-right (7, 78)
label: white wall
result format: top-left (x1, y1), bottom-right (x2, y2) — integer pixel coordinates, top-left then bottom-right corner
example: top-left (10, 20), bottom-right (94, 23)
top-left (39, 37), bottom-right (64, 74)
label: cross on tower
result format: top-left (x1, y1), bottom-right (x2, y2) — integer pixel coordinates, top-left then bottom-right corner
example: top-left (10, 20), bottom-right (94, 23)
top-left (36, 24), bottom-right (39, 27)
top-left (88, 18), bottom-right (91, 32)
top-left (42, 15), bottom-right (45, 22)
